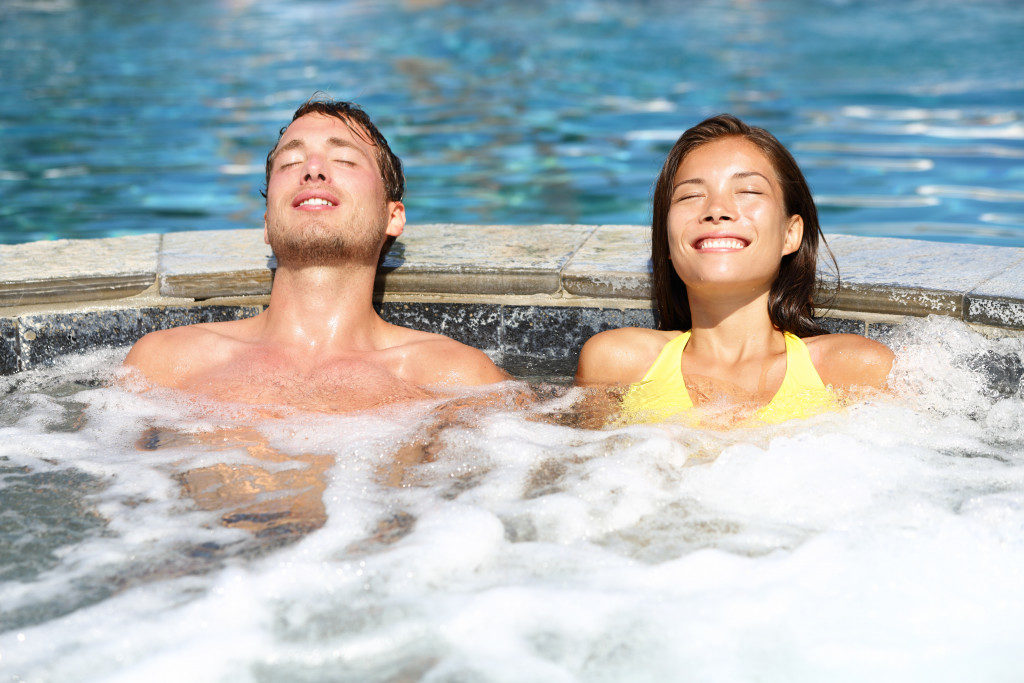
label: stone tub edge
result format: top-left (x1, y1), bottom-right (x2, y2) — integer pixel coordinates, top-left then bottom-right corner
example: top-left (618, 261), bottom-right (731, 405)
top-left (2, 225), bottom-right (1023, 376)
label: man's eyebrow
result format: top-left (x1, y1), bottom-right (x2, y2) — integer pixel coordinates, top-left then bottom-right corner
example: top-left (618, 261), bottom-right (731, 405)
top-left (326, 136), bottom-right (362, 153)
top-left (269, 137), bottom-right (368, 164)
top-left (269, 138), bottom-right (304, 164)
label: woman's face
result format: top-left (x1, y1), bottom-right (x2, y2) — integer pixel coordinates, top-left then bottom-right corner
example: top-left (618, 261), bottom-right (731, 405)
top-left (666, 136), bottom-right (803, 294)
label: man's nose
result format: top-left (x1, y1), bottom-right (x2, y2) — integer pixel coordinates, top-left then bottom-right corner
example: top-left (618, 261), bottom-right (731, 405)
top-left (302, 155), bottom-right (328, 182)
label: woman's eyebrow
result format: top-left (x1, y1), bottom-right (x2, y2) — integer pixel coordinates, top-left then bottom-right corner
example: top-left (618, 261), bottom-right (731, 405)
top-left (673, 171), bottom-right (772, 190)
top-left (672, 177), bottom-right (704, 190)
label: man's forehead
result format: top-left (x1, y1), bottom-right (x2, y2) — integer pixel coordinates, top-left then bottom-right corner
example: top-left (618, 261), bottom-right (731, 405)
top-left (277, 113), bottom-right (374, 150)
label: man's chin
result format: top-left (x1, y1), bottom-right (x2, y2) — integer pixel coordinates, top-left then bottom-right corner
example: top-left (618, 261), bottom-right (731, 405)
top-left (269, 236), bottom-right (380, 268)
top-left (266, 214), bottom-right (388, 268)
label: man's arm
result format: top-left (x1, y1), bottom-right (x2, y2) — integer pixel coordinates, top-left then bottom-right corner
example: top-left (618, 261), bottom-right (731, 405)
top-left (122, 326), bottom-right (216, 388)
top-left (404, 338), bottom-right (511, 387)
top-left (440, 343), bottom-right (511, 385)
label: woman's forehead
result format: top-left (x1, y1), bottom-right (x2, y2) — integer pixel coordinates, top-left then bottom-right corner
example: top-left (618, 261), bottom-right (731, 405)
top-left (678, 136), bottom-right (773, 173)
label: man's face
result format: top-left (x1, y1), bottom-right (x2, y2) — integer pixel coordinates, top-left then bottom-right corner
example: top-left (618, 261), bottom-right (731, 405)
top-left (264, 113), bottom-right (404, 266)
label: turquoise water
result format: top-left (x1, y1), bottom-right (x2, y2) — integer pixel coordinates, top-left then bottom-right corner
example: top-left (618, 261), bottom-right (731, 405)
top-left (1, 0), bottom-right (1023, 245)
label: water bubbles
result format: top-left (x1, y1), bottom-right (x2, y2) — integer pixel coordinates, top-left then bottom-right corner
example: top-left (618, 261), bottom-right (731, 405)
top-left (3, 319), bottom-right (1024, 678)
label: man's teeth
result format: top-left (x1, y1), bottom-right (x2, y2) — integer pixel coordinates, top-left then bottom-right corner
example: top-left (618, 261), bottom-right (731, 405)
top-left (697, 237), bottom-right (746, 250)
top-left (298, 197), bottom-right (334, 207)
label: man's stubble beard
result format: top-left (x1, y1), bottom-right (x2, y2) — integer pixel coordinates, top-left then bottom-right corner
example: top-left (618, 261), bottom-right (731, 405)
top-left (267, 203), bottom-right (388, 268)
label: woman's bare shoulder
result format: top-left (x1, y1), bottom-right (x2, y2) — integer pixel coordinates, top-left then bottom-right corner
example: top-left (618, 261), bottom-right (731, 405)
top-left (575, 327), bottom-right (680, 386)
top-left (804, 333), bottom-right (895, 390)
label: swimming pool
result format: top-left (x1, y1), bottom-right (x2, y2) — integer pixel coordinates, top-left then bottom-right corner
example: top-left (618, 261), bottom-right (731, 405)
top-left (2, 317), bottom-right (1024, 680)
top-left (1, 0), bottom-right (1023, 245)
top-left (3, 1), bottom-right (1024, 678)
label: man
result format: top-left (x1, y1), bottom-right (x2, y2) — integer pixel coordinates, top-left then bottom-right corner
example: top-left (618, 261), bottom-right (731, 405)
top-left (125, 98), bottom-right (508, 411)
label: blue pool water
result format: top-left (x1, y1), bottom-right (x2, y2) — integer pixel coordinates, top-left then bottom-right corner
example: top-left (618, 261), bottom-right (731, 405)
top-left (1, 0), bottom-right (1023, 245)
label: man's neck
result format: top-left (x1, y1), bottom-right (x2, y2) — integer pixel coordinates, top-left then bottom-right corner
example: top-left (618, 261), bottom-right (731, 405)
top-left (257, 261), bottom-right (387, 355)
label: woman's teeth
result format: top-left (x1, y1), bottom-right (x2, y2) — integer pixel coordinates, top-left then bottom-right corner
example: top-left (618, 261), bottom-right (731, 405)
top-left (696, 237), bottom-right (746, 250)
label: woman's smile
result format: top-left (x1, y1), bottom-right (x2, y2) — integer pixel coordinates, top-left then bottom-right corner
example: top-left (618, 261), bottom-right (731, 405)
top-left (692, 234), bottom-right (750, 251)
top-left (667, 135), bottom-right (802, 288)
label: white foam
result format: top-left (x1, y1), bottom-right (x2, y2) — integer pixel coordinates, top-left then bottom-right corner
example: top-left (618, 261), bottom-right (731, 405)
top-left (2, 323), bottom-right (1024, 680)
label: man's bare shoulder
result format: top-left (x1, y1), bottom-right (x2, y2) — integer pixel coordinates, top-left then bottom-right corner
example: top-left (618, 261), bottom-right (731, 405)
top-left (123, 319), bottom-right (254, 387)
top-left (576, 327), bottom-right (677, 386)
top-left (385, 328), bottom-right (509, 386)
top-left (804, 333), bottom-right (895, 390)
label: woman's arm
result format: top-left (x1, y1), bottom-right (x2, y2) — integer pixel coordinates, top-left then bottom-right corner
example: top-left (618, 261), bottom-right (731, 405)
top-left (574, 327), bottom-right (668, 386)
top-left (807, 333), bottom-right (895, 391)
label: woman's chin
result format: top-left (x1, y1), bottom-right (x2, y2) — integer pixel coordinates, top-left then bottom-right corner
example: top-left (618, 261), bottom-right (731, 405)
top-left (678, 270), bottom-right (774, 292)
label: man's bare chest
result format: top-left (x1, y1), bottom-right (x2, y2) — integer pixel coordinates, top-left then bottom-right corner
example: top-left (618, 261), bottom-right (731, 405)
top-left (183, 353), bottom-right (430, 412)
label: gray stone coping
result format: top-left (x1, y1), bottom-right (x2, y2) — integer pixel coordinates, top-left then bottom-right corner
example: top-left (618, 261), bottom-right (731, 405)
top-left (561, 224), bottom-right (652, 299)
top-left (2, 225), bottom-right (1024, 330)
top-left (379, 224), bottom-right (596, 295)
top-left (160, 229), bottom-right (275, 299)
top-left (0, 234), bottom-right (160, 307)
top-left (821, 235), bottom-right (1024, 323)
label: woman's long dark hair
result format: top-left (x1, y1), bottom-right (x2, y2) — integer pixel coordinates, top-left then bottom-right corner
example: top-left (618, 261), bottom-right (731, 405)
top-left (651, 114), bottom-right (836, 337)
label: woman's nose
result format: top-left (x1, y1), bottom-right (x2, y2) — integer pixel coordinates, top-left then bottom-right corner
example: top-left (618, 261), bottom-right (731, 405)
top-left (702, 192), bottom-right (736, 223)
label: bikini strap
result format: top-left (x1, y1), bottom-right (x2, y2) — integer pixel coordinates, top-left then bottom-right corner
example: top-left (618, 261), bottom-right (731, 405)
top-left (781, 332), bottom-right (828, 391)
top-left (639, 330), bottom-right (691, 383)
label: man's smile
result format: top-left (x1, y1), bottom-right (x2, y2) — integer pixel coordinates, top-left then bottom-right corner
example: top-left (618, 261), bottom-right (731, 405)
top-left (292, 189), bottom-right (340, 209)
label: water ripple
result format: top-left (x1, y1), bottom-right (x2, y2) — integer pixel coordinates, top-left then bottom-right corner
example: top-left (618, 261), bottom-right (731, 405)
top-left (918, 185), bottom-right (1024, 203)
top-left (800, 157), bottom-right (934, 172)
top-left (0, 0), bottom-right (1022, 245)
top-left (980, 213), bottom-right (1024, 227)
top-left (793, 142), bottom-right (1024, 159)
top-left (815, 195), bottom-right (941, 209)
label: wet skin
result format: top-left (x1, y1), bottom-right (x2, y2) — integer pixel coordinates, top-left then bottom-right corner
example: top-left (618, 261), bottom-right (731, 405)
top-left (124, 113), bottom-right (507, 412)
top-left (576, 136), bottom-right (894, 421)
top-left (123, 111), bottom-right (509, 534)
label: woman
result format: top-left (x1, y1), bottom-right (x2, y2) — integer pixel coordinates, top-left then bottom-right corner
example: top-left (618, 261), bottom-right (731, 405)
top-left (575, 114), bottom-right (893, 426)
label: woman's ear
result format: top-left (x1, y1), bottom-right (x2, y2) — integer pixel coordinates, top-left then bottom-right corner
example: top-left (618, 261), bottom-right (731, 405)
top-left (783, 214), bottom-right (803, 256)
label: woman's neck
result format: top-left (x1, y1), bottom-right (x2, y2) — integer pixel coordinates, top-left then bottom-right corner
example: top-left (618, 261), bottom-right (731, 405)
top-left (684, 288), bottom-right (785, 363)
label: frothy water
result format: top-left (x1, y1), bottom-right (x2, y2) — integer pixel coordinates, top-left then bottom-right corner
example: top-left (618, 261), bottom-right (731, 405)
top-left (2, 317), bottom-right (1024, 681)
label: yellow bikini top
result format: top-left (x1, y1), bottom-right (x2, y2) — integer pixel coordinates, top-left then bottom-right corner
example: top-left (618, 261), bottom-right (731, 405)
top-left (619, 331), bottom-right (838, 425)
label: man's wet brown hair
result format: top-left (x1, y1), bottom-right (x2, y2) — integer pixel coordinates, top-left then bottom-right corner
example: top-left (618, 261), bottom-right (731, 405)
top-left (650, 114), bottom-right (836, 337)
top-left (262, 97), bottom-right (404, 203)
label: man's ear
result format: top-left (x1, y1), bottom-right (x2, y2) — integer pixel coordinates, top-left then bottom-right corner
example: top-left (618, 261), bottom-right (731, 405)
top-left (385, 201), bottom-right (406, 238)
top-left (783, 214), bottom-right (803, 256)
top-left (263, 211), bottom-right (269, 244)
